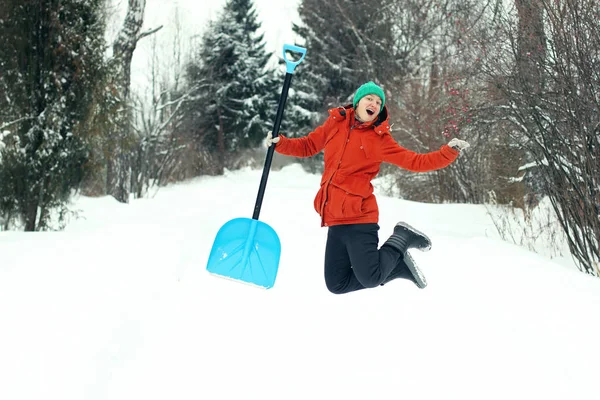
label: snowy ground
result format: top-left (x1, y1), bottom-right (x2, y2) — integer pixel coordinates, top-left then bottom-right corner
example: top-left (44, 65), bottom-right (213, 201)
top-left (1, 164), bottom-right (599, 400)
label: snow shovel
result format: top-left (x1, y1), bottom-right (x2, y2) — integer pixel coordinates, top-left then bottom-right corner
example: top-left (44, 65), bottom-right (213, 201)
top-left (206, 44), bottom-right (307, 289)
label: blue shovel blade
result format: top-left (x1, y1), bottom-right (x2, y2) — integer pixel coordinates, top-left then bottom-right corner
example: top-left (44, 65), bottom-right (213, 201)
top-left (206, 217), bottom-right (281, 289)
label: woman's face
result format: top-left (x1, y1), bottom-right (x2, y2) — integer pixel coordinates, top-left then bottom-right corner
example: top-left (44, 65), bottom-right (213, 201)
top-left (355, 95), bottom-right (382, 122)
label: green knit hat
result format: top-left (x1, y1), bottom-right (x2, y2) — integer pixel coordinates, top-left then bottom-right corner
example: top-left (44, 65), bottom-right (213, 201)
top-left (353, 81), bottom-right (385, 110)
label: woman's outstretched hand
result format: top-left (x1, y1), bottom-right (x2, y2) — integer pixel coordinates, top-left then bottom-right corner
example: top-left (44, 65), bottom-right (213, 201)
top-left (448, 138), bottom-right (470, 151)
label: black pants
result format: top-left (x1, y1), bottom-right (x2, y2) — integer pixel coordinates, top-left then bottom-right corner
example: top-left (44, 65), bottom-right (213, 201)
top-left (324, 223), bottom-right (401, 294)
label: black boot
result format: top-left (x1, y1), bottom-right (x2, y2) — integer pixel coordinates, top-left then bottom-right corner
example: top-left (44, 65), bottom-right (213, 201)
top-left (382, 221), bottom-right (432, 254)
top-left (381, 252), bottom-right (427, 289)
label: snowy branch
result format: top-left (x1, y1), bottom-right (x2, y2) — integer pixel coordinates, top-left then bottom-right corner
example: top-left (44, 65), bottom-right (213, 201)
top-left (137, 25), bottom-right (163, 42)
top-left (331, 0), bottom-right (375, 76)
top-left (0, 116), bottom-right (34, 131)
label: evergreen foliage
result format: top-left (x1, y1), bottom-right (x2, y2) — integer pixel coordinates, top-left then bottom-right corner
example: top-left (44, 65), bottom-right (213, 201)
top-left (0, 0), bottom-right (107, 230)
top-left (184, 0), bottom-right (277, 172)
top-left (276, 58), bottom-right (322, 140)
top-left (292, 0), bottom-right (395, 110)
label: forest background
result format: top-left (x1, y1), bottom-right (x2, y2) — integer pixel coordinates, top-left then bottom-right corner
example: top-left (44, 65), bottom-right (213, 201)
top-left (0, 0), bottom-right (598, 276)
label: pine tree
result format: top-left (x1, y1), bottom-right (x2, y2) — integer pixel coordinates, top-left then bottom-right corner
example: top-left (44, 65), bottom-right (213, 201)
top-left (277, 59), bottom-right (323, 140)
top-left (184, 0), bottom-right (277, 173)
top-left (292, 0), bottom-right (396, 110)
top-left (0, 0), bottom-right (106, 230)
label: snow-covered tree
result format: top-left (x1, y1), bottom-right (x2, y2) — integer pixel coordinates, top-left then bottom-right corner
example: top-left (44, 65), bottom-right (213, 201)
top-left (104, 0), bottom-right (162, 203)
top-left (0, 0), bottom-right (106, 231)
top-left (184, 0), bottom-right (277, 173)
top-left (292, 0), bottom-right (396, 109)
top-left (481, 0), bottom-right (600, 275)
top-left (276, 57), bottom-right (322, 141)
top-left (130, 20), bottom-right (196, 198)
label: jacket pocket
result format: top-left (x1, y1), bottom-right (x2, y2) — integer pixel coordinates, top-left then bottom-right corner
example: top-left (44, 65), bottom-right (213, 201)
top-left (327, 174), bottom-right (373, 219)
top-left (342, 191), bottom-right (363, 217)
top-left (326, 185), bottom-right (361, 219)
top-left (360, 135), bottom-right (383, 161)
top-left (323, 127), bottom-right (339, 147)
top-left (313, 183), bottom-right (325, 215)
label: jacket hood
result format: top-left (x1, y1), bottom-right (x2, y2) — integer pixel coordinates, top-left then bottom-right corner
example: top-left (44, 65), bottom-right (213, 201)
top-left (328, 104), bottom-right (391, 135)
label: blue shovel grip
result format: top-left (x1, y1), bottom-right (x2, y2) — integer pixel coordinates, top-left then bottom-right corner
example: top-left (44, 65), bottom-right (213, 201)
top-left (283, 44), bottom-right (307, 74)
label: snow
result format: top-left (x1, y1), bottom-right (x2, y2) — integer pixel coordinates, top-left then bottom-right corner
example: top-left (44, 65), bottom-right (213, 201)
top-left (1, 163), bottom-right (600, 400)
top-left (3, 1), bottom-right (599, 398)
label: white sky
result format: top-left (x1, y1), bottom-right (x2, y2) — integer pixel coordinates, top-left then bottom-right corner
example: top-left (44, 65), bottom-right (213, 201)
top-left (1, 164), bottom-right (599, 399)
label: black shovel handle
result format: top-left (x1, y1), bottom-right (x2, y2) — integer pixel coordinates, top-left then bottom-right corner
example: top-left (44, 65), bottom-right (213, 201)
top-left (252, 45), bottom-right (306, 220)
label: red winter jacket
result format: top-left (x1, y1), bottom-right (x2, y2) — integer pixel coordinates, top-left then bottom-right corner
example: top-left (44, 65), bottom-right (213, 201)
top-left (275, 105), bottom-right (459, 227)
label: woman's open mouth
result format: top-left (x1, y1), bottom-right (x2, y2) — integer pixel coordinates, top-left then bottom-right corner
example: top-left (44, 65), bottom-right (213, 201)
top-left (366, 109), bottom-right (374, 116)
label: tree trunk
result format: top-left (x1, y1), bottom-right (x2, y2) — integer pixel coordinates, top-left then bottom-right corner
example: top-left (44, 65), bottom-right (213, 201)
top-left (217, 108), bottom-right (225, 175)
top-left (515, 0), bottom-right (546, 92)
top-left (24, 201), bottom-right (38, 232)
top-left (107, 0), bottom-right (148, 203)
